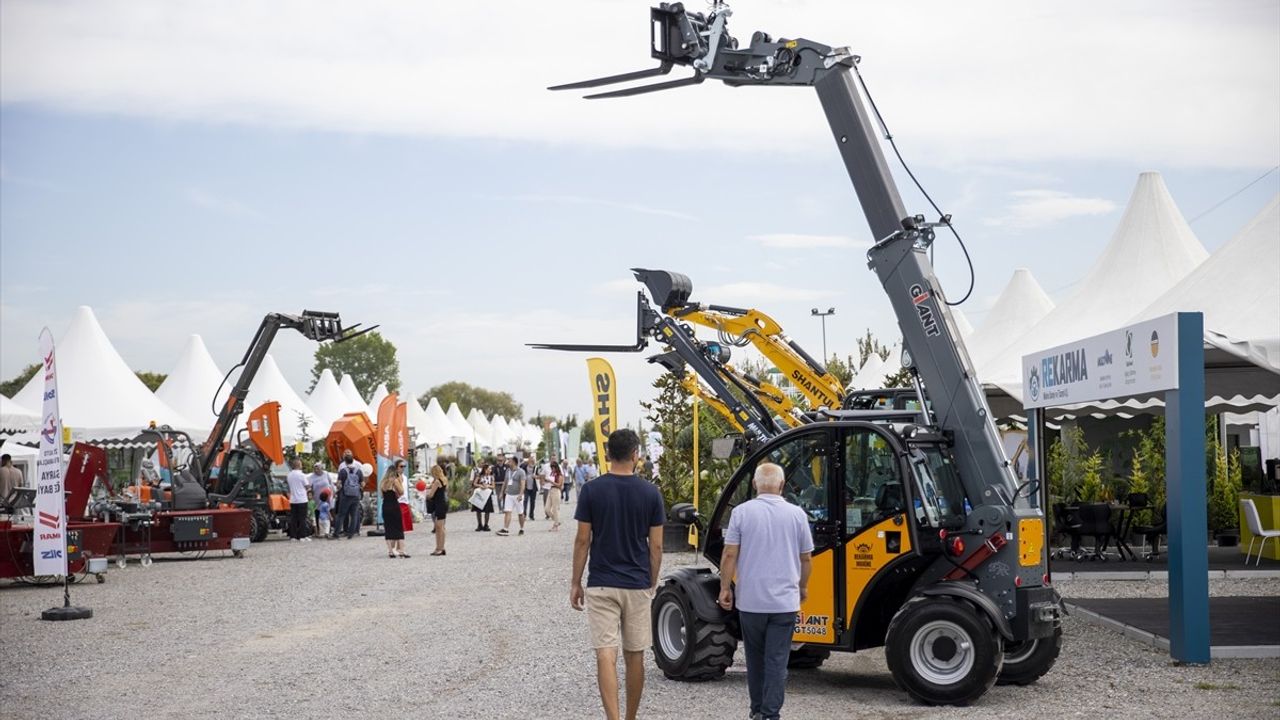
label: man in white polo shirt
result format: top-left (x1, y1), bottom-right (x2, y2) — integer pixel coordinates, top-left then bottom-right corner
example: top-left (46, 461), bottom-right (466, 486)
top-left (717, 462), bottom-right (813, 720)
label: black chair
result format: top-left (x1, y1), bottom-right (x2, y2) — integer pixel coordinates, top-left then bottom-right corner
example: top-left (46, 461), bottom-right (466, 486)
top-left (1051, 502), bottom-right (1084, 560)
top-left (1072, 503), bottom-right (1113, 562)
top-left (1132, 504), bottom-right (1167, 561)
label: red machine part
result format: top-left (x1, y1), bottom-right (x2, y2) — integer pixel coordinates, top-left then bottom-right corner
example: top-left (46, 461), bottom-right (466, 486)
top-left (942, 531), bottom-right (1008, 581)
top-left (327, 412), bottom-right (378, 490)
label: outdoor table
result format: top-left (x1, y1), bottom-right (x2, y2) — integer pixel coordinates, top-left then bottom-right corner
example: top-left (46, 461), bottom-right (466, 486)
top-left (1109, 504), bottom-right (1146, 561)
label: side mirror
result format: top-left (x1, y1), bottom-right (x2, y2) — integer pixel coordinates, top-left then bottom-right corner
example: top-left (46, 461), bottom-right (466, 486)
top-left (711, 437), bottom-right (738, 460)
top-left (670, 502), bottom-right (698, 526)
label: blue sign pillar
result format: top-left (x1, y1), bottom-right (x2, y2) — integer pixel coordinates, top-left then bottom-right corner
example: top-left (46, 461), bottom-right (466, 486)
top-left (1165, 312), bottom-right (1209, 663)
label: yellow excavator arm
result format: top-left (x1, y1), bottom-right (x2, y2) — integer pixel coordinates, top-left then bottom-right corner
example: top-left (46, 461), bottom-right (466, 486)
top-left (678, 362), bottom-right (807, 433)
top-left (675, 307), bottom-right (846, 411)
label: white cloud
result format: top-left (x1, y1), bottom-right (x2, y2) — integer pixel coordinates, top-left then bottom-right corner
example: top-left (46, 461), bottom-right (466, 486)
top-left (1, 1), bottom-right (1275, 167)
top-left (749, 233), bottom-right (870, 249)
top-left (185, 187), bottom-right (257, 217)
top-left (515, 194), bottom-right (696, 221)
top-left (983, 190), bottom-right (1117, 229)
top-left (699, 281), bottom-right (838, 303)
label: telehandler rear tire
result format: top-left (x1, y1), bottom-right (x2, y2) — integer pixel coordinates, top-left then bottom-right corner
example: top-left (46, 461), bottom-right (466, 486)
top-left (249, 509), bottom-right (271, 543)
top-left (885, 596), bottom-right (1003, 706)
top-left (651, 584), bottom-right (736, 681)
top-left (997, 624), bottom-right (1062, 686)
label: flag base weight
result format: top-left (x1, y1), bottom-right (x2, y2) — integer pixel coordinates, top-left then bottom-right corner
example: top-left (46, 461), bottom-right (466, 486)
top-left (41, 605), bottom-right (92, 621)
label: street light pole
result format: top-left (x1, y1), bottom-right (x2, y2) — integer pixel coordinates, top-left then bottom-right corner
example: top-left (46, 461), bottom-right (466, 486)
top-left (811, 307), bottom-right (836, 362)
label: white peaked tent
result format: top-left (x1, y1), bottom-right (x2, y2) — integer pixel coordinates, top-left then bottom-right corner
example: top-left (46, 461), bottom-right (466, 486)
top-left (425, 398), bottom-right (455, 444)
top-left (467, 408), bottom-right (494, 449)
top-left (951, 309), bottom-right (975, 341)
top-left (338, 374), bottom-right (367, 411)
top-left (967, 268), bottom-right (1055, 373)
top-left (510, 419), bottom-right (529, 447)
top-left (366, 384), bottom-right (390, 418)
top-left (981, 172), bottom-right (1208, 398)
top-left (490, 415), bottom-right (514, 447)
top-left (155, 334), bottom-right (226, 434)
top-left (850, 353), bottom-right (885, 391)
top-left (445, 403), bottom-right (475, 445)
top-left (523, 422), bottom-right (543, 447)
top-left (13, 306), bottom-right (194, 439)
top-left (242, 354), bottom-right (318, 443)
top-left (306, 369), bottom-right (351, 433)
top-left (1, 394), bottom-right (39, 432)
top-left (1050, 195), bottom-right (1280, 419)
top-left (1133, 194), bottom-right (1280, 372)
top-left (408, 398), bottom-right (451, 446)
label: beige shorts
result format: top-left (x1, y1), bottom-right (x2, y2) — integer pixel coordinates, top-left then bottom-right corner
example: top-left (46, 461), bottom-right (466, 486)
top-left (586, 586), bottom-right (654, 652)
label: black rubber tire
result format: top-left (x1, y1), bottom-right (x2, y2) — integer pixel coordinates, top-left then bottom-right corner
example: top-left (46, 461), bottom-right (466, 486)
top-left (788, 645), bottom-right (831, 669)
top-left (885, 596), bottom-right (1003, 706)
top-left (997, 624), bottom-right (1063, 686)
top-left (651, 584), bottom-right (736, 681)
top-left (249, 509), bottom-right (271, 543)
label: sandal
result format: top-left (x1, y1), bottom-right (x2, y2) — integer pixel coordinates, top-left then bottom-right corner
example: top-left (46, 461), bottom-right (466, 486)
top-left (399, 553), bottom-right (411, 559)
top-left (430, 550), bottom-right (446, 556)
top-left (388, 554), bottom-right (396, 559)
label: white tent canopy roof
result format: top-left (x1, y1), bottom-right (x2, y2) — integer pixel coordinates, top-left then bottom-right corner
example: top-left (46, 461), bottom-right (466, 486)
top-left (1, 393), bottom-right (39, 432)
top-left (424, 398), bottom-right (456, 442)
top-left (338, 374), bottom-right (366, 410)
top-left (366, 384), bottom-right (390, 419)
top-left (154, 334), bottom-right (226, 434)
top-left (306, 368), bottom-right (351, 433)
top-left (467, 408), bottom-right (494, 448)
top-left (849, 353), bottom-right (885, 391)
top-left (242, 354), bottom-right (318, 443)
top-left (13, 306), bottom-right (194, 439)
top-left (445, 403), bottom-right (475, 444)
top-left (951, 308), bottom-right (975, 341)
top-left (1133, 194), bottom-right (1280, 372)
top-left (408, 397), bottom-right (451, 446)
top-left (981, 171), bottom-right (1208, 396)
top-left (490, 415), bottom-right (514, 446)
top-left (967, 268), bottom-right (1055, 372)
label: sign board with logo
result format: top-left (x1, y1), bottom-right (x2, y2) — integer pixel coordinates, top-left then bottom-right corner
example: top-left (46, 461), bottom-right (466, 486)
top-left (1021, 313), bottom-right (1179, 410)
top-left (34, 329), bottom-right (68, 577)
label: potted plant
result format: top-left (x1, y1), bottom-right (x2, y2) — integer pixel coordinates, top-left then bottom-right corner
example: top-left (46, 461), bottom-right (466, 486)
top-left (1208, 445), bottom-right (1242, 546)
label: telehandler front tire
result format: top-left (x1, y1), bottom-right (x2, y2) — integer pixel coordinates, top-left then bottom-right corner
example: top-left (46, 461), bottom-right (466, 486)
top-left (885, 596), bottom-right (1003, 706)
top-left (651, 584), bottom-right (736, 681)
top-left (997, 624), bottom-right (1062, 686)
top-left (249, 509), bottom-right (271, 543)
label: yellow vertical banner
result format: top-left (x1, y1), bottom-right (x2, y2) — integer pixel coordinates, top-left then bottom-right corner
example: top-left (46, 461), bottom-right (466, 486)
top-left (586, 357), bottom-right (617, 471)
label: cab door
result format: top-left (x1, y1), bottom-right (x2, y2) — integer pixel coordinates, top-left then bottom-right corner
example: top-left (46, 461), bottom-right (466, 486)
top-left (708, 427), bottom-right (844, 646)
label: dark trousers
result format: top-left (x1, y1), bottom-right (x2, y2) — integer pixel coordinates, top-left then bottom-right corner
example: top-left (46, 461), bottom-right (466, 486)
top-left (338, 495), bottom-right (362, 537)
top-left (523, 489), bottom-right (538, 520)
top-left (739, 611), bottom-right (795, 720)
top-left (562, 483), bottom-right (572, 502)
top-left (330, 495), bottom-right (343, 536)
top-left (288, 502), bottom-right (310, 539)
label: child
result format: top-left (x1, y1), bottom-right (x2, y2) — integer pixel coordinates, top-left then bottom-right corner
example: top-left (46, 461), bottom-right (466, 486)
top-left (317, 489), bottom-right (332, 539)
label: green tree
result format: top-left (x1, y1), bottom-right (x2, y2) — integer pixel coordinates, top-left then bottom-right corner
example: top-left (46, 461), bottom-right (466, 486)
top-left (856, 328), bottom-right (893, 369)
top-left (1078, 451), bottom-right (1105, 503)
top-left (309, 331), bottom-right (400, 397)
top-left (421, 381), bottom-right (522, 420)
top-left (581, 418), bottom-right (596, 445)
top-left (135, 371), bottom-right (168, 392)
top-left (0, 363), bottom-right (40, 397)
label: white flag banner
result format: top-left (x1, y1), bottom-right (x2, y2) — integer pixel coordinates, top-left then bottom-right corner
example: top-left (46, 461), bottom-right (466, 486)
top-left (34, 329), bottom-right (67, 577)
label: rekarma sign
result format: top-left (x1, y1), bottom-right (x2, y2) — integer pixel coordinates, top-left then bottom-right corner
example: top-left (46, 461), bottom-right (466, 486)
top-left (1022, 313), bottom-right (1180, 410)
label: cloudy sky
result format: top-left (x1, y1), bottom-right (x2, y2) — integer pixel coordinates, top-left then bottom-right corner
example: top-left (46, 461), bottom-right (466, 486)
top-left (2, 0), bottom-right (1278, 426)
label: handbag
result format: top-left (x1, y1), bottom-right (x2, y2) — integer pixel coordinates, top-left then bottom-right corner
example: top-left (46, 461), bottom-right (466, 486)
top-left (469, 487), bottom-right (493, 510)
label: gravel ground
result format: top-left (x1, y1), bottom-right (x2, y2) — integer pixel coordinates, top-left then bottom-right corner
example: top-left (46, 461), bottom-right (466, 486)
top-left (2, 502), bottom-right (1277, 720)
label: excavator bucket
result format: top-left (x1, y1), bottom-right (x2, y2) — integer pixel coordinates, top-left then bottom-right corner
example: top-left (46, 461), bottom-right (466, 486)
top-left (246, 401), bottom-right (285, 466)
top-left (326, 412), bottom-right (378, 490)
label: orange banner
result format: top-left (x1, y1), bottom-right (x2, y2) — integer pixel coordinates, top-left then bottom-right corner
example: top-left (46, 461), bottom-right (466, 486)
top-left (376, 392), bottom-right (398, 459)
top-left (392, 401), bottom-right (408, 459)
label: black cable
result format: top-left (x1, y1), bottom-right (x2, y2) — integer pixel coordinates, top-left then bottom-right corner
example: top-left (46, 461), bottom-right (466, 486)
top-left (1188, 165), bottom-right (1279, 223)
top-left (852, 62), bottom-right (976, 306)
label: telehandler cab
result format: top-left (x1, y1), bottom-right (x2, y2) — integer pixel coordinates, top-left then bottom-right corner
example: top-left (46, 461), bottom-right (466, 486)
top-left (547, 2), bottom-right (1062, 705)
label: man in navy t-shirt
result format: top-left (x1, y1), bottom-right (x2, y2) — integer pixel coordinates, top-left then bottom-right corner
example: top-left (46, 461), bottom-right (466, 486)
top-left (571, 428), bottom-right (665, 720)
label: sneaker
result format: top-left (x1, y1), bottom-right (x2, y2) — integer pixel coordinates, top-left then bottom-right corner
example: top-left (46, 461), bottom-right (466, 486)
top-left (518, 529), bottom-right (524, 536)
top-left (302, 537), bottom-right (313, 542)
top-left (475, 527), bottom-right (484, 532)
top-left (496, 529), bottom-right (510, 536)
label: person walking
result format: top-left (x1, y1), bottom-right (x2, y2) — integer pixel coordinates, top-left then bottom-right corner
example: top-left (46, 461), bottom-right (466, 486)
top-left (560, 459), bottom-right (573, 502)
top-left (496, 456), bottom-right (526, 537)
top-left (285, 458), bottom-right (313, 541)
top-left (545, 461), bottom-right (564, 532)
top-left (471, 464), bottom-right (495, 532)
top-left (717, 463), bottom-right (813, 720)
top-left (570, 429), bottom-right (665, 720)
top-left (523, 457), bottom-right (540, 523)
top-left (572, 458), bottom-right (589, 503)
top-left (308, 461), bottom-right (331, 532)
top-left (426, 463), bottom-right (449, 555)
top-left (336, 452), bottom-right (364, 539)
top-left (380, 459), bottom-right (409, 558)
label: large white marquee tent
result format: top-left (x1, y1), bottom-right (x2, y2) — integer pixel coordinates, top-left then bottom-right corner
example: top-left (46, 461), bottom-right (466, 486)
top-left (12, 306), bottom-right (194, 440)
top-left (242, 354), bottom-right (318, 443)
top-left (0, 394), bottom-right (38, 432)
top-left (338, 374), bottom-right (367, 410)
top-left (154, 334), bottom-right (226, 434)
top-left (307, 368), bottom-right (354, 431)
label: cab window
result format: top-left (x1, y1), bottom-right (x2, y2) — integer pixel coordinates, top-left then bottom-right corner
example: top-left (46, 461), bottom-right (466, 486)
top-left (717, 431), bottom-right (832, 533)
top-left (844, 428), bottom-right (904, 534)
